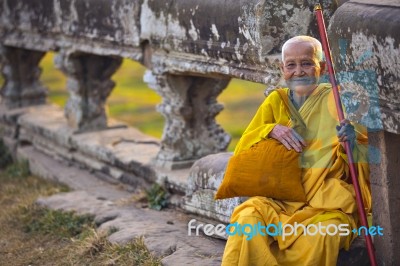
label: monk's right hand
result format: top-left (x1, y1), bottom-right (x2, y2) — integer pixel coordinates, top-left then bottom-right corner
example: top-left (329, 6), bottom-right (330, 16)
top-left (268, 125), bottom-right (307, 153)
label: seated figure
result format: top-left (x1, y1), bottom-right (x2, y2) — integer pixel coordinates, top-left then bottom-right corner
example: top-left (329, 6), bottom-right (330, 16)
top-left (221, 35), bottom-right (371, 266)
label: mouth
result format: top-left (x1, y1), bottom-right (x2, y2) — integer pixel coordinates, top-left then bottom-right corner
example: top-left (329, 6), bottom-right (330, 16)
top-left (288, 77), bottom-right (316, 84)
top-left (286, 77), bottom-right (318, 88)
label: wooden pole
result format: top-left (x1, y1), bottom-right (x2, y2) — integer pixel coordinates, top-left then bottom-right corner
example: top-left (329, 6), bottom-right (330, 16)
top-left (314, 4), bottom-right (377, 266)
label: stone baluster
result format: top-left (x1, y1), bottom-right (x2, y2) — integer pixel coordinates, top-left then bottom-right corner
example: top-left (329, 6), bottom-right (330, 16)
top-left (0, 46), bottom-right (47, 108)
top-left (144, 71), bottom-right (231, 169)
top-left (55, 52), bottom-right (122, 132)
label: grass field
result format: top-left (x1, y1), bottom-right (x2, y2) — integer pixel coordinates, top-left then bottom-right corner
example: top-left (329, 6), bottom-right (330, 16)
top-left (4, 52), bottom-right (267, 151)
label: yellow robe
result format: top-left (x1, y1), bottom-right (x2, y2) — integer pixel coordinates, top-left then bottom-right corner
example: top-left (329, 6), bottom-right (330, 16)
top-left (222, 83), bottom-right (371, 266)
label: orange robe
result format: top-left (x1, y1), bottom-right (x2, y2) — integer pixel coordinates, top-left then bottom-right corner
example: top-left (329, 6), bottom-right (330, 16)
top-left (222, 83), bottom-right (371, 266)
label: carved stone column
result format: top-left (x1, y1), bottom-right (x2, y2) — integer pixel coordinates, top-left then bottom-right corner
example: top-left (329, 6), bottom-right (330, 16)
top-left (55, 52), bottom-right (122, 132)
top-left (0, 46), bottom-right (47, 108)
top-left (144, 71), bottom-right (231, 169)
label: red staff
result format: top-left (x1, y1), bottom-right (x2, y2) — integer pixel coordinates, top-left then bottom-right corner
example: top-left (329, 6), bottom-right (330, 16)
top-left (314, 4), bottom-right (377, 266)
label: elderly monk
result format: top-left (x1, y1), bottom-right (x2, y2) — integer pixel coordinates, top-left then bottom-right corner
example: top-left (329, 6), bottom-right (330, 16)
top-left (221, 36), bottom-right (371, 266)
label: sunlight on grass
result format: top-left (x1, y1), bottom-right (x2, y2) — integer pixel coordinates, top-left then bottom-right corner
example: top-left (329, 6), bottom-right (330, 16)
top-left (71, 230), bottom-right (161, 265)
top-left (217, 79), bottom-right (266, 150)
top-left (39, 53), bottom-right (68, 107)
top-left (37, 53), bottom-right (266, 151)
top-left (108, 59), bottom-right (164, 139)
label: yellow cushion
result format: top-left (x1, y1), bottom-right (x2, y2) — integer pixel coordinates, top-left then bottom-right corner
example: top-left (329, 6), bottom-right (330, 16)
top-left (215, 138), bottom-right (306, 202)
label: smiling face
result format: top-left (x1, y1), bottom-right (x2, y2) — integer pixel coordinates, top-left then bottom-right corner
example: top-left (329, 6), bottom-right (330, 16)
top-left (280, 41), bottom-right (325, 96)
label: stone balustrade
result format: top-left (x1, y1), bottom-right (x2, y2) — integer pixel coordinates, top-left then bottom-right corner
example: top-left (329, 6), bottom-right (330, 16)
top-left (0, 0), bottom-right (335, 167)
top-left (1, 0), bottom-right (399, 265)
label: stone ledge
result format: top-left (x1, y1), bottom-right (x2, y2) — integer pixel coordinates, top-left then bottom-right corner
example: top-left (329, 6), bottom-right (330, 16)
top-left (0, 103), bottom-right (191, 197)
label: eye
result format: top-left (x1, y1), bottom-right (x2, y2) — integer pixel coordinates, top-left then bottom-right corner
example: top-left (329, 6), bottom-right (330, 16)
top-left (301, 62), bottom-right (315, 68)
top-left (285, 63), bottom-right (295, 69)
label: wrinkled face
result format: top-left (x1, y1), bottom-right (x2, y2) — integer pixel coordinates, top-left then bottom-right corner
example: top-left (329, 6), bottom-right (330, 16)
top-left (280, 41), bottom-right (325, 96)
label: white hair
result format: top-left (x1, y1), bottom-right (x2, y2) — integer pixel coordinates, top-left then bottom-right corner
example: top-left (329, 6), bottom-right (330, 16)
top-left (281, 36), bottom-right (323, 62)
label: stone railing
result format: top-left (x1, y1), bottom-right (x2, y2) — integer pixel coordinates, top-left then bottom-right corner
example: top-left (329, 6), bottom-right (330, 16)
top-left (0, 0), bottom-right (337, 169)
top-left (1, 0), bottom-right (399, 265)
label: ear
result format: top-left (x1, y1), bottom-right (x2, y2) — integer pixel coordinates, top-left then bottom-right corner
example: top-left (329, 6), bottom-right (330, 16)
top-left (279, 62), bottom-right (285, 74)
top-left (319, 61), bottom-right (326, 75)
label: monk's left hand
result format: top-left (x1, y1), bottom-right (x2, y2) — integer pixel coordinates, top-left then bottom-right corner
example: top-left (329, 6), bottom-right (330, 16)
top-left (336, 119), bottom-right (356, 149)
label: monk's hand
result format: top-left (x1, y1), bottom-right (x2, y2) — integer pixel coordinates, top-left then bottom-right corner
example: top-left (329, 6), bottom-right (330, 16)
top-left (336, 119), bottom-right (356, 150)
top-left (269, 124), bottom-right (306, 152)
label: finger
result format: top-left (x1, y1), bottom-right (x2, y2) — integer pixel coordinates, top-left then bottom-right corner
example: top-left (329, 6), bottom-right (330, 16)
top-left (342, 123), bottom-right (353, 130)
top-left (292, 130), bottom-right (307, 146)
top-left (346, 125), bottom-right (355, 136)
top-left (340, 119), bottom-right (350, 125)
top-left (338, 126), bottom-right (347, 137)
top-left (342, 125), bottom-right (355, 138)
top-left (336, 125), bottom-right (346, 137)
top-left (286, 137), bottom-right (302, 152)
top-left (280, 139), bottom-right (292, 151)
top-left (341, 121), bottom-right (355, 134)
top-left (290, 137), bottom-right (303, 152)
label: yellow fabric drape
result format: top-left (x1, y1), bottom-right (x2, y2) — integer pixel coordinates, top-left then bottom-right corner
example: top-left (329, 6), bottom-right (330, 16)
top-left (222, 83), bottom-right (371, 266)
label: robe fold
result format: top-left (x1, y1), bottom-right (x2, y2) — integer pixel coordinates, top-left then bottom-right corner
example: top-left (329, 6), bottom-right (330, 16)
top-left (222, 83), bottom-right (371, 266)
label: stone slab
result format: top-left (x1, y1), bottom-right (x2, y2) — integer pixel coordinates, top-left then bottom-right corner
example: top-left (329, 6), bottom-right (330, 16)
top-left (18, 145), bottom-right (131, 201)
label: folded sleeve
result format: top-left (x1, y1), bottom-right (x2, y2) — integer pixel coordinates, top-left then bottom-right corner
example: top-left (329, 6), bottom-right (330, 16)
top-left (234, 91), bottom-right (290, 155)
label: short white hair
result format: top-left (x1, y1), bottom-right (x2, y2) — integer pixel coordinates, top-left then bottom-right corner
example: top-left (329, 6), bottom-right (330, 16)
top-left (281, 36), bottom-right (323, 62)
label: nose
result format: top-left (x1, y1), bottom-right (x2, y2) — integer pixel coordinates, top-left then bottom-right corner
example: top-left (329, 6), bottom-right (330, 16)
top-left (294, 64), bottom-right (304, 76)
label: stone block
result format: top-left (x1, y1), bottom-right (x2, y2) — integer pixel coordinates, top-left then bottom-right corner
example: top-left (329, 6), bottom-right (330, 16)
top-left (182, 152), bottom-right (247, 224)
top-left (368, 131), bottom-right (400, 266)
top-left (337, 237), bottom-right (369, 266)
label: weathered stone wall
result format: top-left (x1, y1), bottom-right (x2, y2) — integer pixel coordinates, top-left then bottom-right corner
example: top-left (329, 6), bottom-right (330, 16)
top-left (141, 0), bottom-right (336, 83)
top-left (0, 0), bottom-right (142, 55)
top-left (329, 0), bottom-right (400, 134)
top-left (329, 1), bottom-right (400, 265)
top-left (1, 0), bottom-right (336, 83)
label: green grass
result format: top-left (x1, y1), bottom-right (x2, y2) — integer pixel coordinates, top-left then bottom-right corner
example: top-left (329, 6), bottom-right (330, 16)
top-left (74, 231), bottom-right (161, 266)
top-left (3, 160), bottom-right (30, 180)
top-left (20, 206), bottom-right (94, 239)
top-left (217, 85), bottom-right (265, 149)
top-left (0, 138), bottom-right (13, 168)
top-left (145, 183), bottom-right (170, 211)
top-left (17, 52), bottom-right (266, 151)
top-left (0, 156), bottom-right (161, 265)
